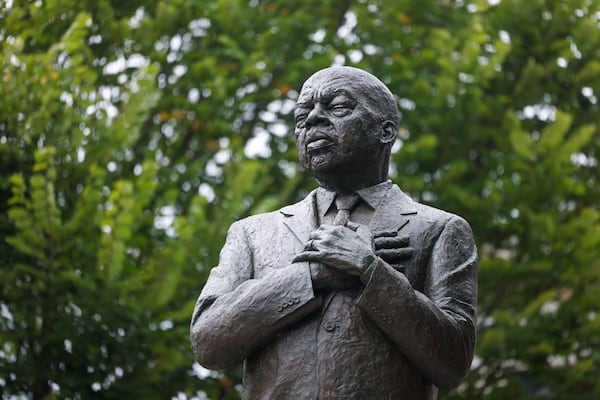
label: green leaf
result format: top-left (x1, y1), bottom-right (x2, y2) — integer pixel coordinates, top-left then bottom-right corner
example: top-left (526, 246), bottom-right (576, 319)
top-left (539, 110), bottom-right (572, 152)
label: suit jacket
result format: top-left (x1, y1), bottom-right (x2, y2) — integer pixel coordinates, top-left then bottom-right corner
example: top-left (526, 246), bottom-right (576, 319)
top-left (190, 184), bottom-right (478, 400)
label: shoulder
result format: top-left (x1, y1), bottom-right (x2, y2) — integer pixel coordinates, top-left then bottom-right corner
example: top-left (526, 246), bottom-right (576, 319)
top-left (230, 190), bottom-right (315, 231)
top-left (413, 202), bottom-right (474, 241)
top-left (390, 184), bottom-right (471, 229)
top-left (228, 210), bottom-right (280, 238)
top-left (415, 201), bottom-right (460, 225)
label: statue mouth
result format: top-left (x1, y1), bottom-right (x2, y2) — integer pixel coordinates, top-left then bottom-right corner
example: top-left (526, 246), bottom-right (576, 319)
top-left (306, 132), bottom-right (334, 153)
top-left (307, 138), bottom-right (333, 152)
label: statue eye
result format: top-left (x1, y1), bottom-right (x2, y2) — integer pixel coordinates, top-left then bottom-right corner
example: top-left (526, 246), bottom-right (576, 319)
top-left (295, 114), bottom-right (307, 130)
top-left (330, 103), bottom-right (353, 116)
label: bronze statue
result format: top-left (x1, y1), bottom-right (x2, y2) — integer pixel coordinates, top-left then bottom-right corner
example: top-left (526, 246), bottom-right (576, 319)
top-left (190, 66), bottom-right (478, 399)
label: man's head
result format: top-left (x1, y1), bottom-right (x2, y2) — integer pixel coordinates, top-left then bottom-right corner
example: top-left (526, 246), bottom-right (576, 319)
top-left (294, 66), bottom-right (400, 192)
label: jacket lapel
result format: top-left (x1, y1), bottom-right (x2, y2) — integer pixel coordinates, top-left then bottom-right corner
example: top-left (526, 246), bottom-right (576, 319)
top-left (280, 190), bottom-right (319, 247)
top-left (368, 184), bottom-right (418, 235)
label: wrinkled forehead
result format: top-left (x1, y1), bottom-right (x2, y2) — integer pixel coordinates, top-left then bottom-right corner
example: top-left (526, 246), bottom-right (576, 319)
top-left (297, 74), bottom-right (372, 105)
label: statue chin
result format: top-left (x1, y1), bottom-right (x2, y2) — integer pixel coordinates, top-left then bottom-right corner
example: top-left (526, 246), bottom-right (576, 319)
top-left (308, 155), bottom-right (336, 171)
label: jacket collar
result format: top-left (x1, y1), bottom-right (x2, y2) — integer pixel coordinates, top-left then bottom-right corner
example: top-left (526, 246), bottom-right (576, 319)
top-left (315, 180), bottom-right (394, 218)
top-left (280, 184), bottom-right (418, 245)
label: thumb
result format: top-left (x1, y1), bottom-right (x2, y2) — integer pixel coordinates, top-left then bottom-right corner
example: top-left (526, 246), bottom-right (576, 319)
top-left (347, 222), bottom-right (374, 248)
top-left (346, 221), bottom-right (362, 231)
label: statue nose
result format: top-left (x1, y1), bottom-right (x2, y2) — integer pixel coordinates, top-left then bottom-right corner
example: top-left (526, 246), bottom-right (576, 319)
top-left (305, 106), bottom-right (329, 130)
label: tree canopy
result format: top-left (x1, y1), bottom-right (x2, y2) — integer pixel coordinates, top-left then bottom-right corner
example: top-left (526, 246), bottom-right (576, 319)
top-left (1, 0), bottom-right (599, 399)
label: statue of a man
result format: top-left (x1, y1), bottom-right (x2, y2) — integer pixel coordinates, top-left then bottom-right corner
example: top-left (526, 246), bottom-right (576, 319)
top-left (190, 66), bottom-right (478, 399)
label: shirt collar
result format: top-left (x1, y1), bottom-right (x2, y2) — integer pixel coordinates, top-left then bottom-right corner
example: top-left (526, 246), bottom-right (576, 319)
top-left (316, 180), bottom-right (393, 218)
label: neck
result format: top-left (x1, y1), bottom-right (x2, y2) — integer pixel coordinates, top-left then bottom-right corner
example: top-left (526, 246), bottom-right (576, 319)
top-left (313, 166), bottom-right (388, 194)
top-left (307, 148), bottom-right (391, 194)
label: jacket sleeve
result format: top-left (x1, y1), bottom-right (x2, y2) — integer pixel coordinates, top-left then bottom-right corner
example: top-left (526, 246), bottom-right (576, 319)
top-left (356, 215), bottom-right (478, 389)
top-left (190, 220), bottom-right (322, 370)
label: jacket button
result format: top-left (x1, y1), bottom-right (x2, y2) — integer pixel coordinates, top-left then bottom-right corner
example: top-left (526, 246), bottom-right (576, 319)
top-left (323, 321), bottom-right (337, 332)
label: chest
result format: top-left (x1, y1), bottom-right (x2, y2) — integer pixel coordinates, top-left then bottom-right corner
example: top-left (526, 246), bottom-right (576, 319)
top-left (247, 214), bottom-right (440, 293)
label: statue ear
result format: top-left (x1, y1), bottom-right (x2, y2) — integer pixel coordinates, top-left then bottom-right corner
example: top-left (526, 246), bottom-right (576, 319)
top-left (379, 120), bottom-right (397, 144)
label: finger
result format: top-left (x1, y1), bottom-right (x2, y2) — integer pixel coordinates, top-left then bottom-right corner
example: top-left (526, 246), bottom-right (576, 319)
top-left (342, 221), bottom-right (371, 235)
top-left (310, 225), bottom-right (340, 238)
top-left (316, 224), bottom-right (335, 231)
top-left (309, 231), bottom-right (324, 240)
top-left (373, 230), bottom-right (398, 238)
top-left (375, 247), bottom-right (414, 261)
top-left (354, 224), bottom-right (373, 242)
top-left (346, 221), bottom-right (361, 231)
top-left (305, 238), bottom-right (323, 251)
top-left (389, 263), bottom-right (406, 273)
top-left (292, 251), bottom-right (323, 264)
top-left (374, 236), bottom-right (410, 249)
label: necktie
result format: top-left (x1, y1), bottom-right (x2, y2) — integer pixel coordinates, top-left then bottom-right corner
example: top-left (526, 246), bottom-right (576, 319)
top-left (333, 194), bottom-right (360, 226)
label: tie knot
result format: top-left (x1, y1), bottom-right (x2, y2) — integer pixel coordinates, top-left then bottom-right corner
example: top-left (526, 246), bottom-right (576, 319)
top-left (335, 194), bottom-right (360, 212)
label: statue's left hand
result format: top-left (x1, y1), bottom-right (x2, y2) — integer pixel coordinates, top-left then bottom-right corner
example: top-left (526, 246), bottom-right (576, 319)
top-left (292, 223), bottom-right (376, 280)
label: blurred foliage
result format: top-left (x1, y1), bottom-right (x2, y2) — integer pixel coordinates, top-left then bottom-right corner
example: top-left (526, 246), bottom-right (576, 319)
top-left (1, 0), bottom-right (599, 399)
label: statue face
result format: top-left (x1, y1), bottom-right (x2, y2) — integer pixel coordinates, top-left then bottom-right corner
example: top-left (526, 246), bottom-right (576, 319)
top-left (294, 72), bottom-right (381, 175)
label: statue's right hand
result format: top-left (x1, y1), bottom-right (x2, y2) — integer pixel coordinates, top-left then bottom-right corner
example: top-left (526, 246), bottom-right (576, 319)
top-left (308, 262), bottom-right (361, 291)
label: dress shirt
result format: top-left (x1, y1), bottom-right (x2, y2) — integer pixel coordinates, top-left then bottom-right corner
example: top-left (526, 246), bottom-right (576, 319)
top-left (316, 180), bottom-right (393, 226)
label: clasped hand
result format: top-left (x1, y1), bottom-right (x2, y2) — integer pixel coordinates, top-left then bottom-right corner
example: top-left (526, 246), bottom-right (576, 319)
top-left (292, 223), bottom-right (376, 289)
top-left (292, 223), bottom-right (415, 290)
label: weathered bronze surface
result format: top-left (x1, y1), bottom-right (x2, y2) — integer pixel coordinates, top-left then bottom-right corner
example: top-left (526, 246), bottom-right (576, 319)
top-left (190, 66), bottom-right (478, 400)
